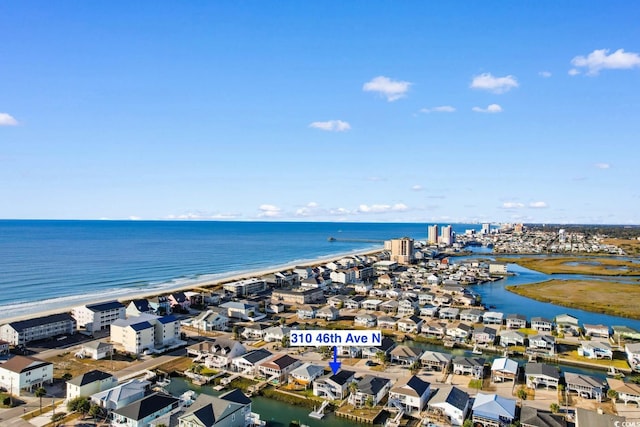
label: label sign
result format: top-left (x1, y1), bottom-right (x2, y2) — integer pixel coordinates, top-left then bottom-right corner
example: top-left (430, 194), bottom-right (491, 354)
top-left (289, 330), bottom-right (383, 347)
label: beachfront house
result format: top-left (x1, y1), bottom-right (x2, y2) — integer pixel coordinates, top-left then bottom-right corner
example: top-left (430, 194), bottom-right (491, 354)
top-left (187, 338), bottom-right (246, 369)
top-left (112, 392), bottom-right (180, 427)
top-left (257, 354), bottom-right (301, 382)
top-left (0, 355), bottom-right (53, 396)
top-left (388, 375), bottom-right (431, 413)
top-left (452, 356), bottom-right (485, 378)
top-left (427, 386), bottom-right (470, 426)
top-left (313, 369), bottom-right (355, 400)
top-left (531, 317), bottom-right (554, 332)
top-left (148, 296), bottom-right (171, 315)
top-left (126, 299), bottom-right (154, 317)
top-left (390, 345), bottom-right (423, 365)
top-left (578, 340), bottom-right (613, 359)
top-left (525, 363), bottom-right (560, 389)
top-left (505, 313), bottom-right (527, 330)
top-left (0, 313), bottom-right (76, 346)
top-left (583, 324), bottom-right (610, 339)
top-left (72, 300), bottom-right (126, 333)
top-left (348, 375), bottom-right (392, 407)
top-left (491, 358), bottom-right (519, 383)
top-left (499, 330), bottom-right (526, 347)
top-left (420, 350), bottom-right (452, 372)
top-left (168, 292), bottom-right (191, 311)
top-left (66, 369), bottom-right (117, 401)
top-left (223, 278), bottom-right (267, 297)
top-left (565, 372), bottom-right (604, 401)
top-left (626, 342), bottom-right (640, 371)
top-left (471, 393), bottom-right (517, 427)
top-left (354, 313), bottom-right (377, 328)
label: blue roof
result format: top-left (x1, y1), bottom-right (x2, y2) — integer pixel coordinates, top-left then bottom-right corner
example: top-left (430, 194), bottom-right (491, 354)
top-left (86, 300), bottom-right (124, 312)
top-left (157, 315), bottom-right (177, 324)
top-left (130, 321), bottom-right (153, 331)
top-left (472, 393), bottom-right (516, 420)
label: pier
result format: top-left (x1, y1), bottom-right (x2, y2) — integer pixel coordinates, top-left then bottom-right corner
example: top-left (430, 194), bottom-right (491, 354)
top-left (308, 400), bottom-right (330, 419)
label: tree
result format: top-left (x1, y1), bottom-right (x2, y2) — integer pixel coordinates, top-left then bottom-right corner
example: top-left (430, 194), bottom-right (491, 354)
top-left (409, 360), bottom-right (421, 374)
top-left (281, 334), bottom-right (290, 348)
top-left (365, 396), bottom-right (374, 408)
top-left (376, 351), bottom-right (389, 365)
top-left (35, 387), bottom-right (47, 413)
top-left (516, 387), bottom-right (528, 402)
top-left (463, 420), bottom-right (473, 427)
top-left (61, 373), bottom-right (73, 381)
top-left (190, 363), bottom-right (203, 374)
top-left (607, 389), bottom-right (619, 401)
top-left (67, 397), bottom-right (90, 415)
top-left (89, 404), bottom-right (102, 420)
top-left (550, 403), bottom-right (560, 413)
top-left (232, 325), bottom-right (240, 340)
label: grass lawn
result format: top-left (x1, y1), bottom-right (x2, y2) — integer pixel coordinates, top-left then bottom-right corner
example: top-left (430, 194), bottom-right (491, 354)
top-left (603, 238), bottom-right (640, 256)
top-left (517, 328), bottom-right (538, 336)
top-left (507, 280), bottom-right (640, 319)
top-left (47, 352), bottom-right (132, 379)
top-left (155, 356), bottom-right (193, 373)
top-left (495, 256), bottom-right (640, 276)
top-left (560, 350), bottom-right (630, 370)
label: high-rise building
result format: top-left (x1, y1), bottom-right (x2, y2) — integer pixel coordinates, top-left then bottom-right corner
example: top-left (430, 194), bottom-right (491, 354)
top-left (481, 223), bottom-right (491, 235)
top-left (427, 225), bottom-right (439, 244)
top-left (389, 237), bottom-right (414, 265)
top-left (440, 225), bottom-right (454, 246)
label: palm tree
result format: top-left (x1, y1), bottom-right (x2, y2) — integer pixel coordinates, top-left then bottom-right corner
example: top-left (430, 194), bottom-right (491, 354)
top-left (35, 387), bottom-right (47, 413)
top-left (607, 389), bottom-right (619, 401)
top-left (550, 403), bottom-right (560, 413)
top-left (516, 387), bottom-right (528, 404)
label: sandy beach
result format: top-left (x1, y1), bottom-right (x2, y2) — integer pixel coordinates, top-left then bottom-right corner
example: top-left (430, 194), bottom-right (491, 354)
top-left (1, 247), bottom-right (384, 325)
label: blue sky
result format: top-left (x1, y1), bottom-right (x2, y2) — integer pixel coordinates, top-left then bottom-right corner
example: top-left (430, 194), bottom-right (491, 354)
top-left (1, 1), bottom-right (639, 224)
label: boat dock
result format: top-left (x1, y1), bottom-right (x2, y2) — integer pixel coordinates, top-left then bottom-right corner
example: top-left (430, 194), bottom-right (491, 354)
top-left (308, 400), bottom-right (330, 419)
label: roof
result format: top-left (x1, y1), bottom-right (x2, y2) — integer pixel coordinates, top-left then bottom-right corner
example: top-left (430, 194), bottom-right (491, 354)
top-left (520, 406), bottom-right (567, 427)
top-left (328, 369), bottom-right (355, 386)
top-left (261, 353), bottom-right (299, 370)
top-left (290, 363), bottom-right (325, 379)
top-left (129, 299), bottom-right (151, 312)
top-left (111, 313), bottom-right (159, 328)
top-left (472, 393), bottom-right (516, 420)
top-left (113, 393), bottom-right (178, 420)
top-left (575, 408), bottom-right (625, 427)
top-left (491, 358), bottom-right (519, 374)
top-left (85, 300), bottom-right (124, 312)
top-left (188, 337), bottom-right (242, 354)
top-left (157, 315), bottom-right (178, 324)
top-left (607, 378), bottom-right (640, 396)
top-left (219, 388), bottom-right (252, 405)
top-left (179, 393), bottom-right (245, 426)
top-left (378, 336), bottom-right (397, 352)
top-left (5, 313), bottom-right (74, 332)
top-left (68, 369), bottom-right (114, 387)
top-left (357, 375), bottom-right (390, 396)
top-left (240, 349), bottom-right (273, 364)
top-left (453, 356), bottom-right (485, 367)
top-left (130, 321), bottom-right (153, 331)
top-left (391, 375), bottom-right (430, 397)
top-left (91, 379), bottom-right (149, 406)
top-left (82, 341), bottom-right (113, 351)
top-left (506, 313), bottom-right (526, 320)
top-left (421, 350), bottom-right (453, 363)
top-left (428, 386), bottom-right (469, 411)
top-left (0, 355), bottom-right (51, 373)
top-left (390, 345), bottom-right (422, 359)
top-left (564, 372), bottom-right (603, 389)
top-left (525, 363), bottom-right (560, 379)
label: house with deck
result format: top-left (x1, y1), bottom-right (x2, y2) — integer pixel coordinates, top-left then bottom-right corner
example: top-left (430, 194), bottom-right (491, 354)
top-left (257, 354), bottom-right (300, 382)
top-left (452, 356), bottom-right (485, 378)
top-left (289, 363), bottom-right (326, 387)
top-left (471, 393), bottom-right (517, 427)
top-left (578, 340), bottom-right (613, 359)
top-left (438, 307), bottom-right (459, 320)
top-left (490, 358), bottom-right (519, 383)
top-left (316, 306), bottom-right (340, 321)
top-left (313, 369), bottom-right (355, 400)
top-left (348, 375), bottom-right (392, 407)
top-left (421, 350), bottom-right (452, 372)
top-left (528, 334), bottom-right (556, 355)
top-left (626, 342), bottom-right (640, 371)
top-left (231, 349), bottom-right (273, 374)
top-left (525, 363), bottom-right (560, 389)
top-left (520, 406), bottom-right (566, 427)
top-left (112, 392), bottom-right (180, 427)
top-left (427, 385), bottom-right (470, 426)
top-left (555, 313), bottom-right (580, 336)
top-left (446, 323), bottom-right (472, 341)
top-left (531, 317), bottom-right (554, 332)
top-left (459, 309), bottom-right (483, 323)
top-left (583, 324), bottom-right (610, 339)
top-left (354, 313), bottom-right (377, 328)
top-left (390, 345), bottom-right (423, 365)
top-left (499, 330), bottom-right (526, 347)
top-left (607, 377), bottom-right (640, 407)
top-left (565, 372), bottom-right (604, 401)
top-left (397, 315), bottom-right (424, 334)
top-left (505, 313), bottom-right (527, 330)
top-left (473, 326), bottom-right (497, 345)
top-left (187, 338), bottom-right (246, 369)
top-left (388, 375), bottom-right (431, 413)
top-left (482, 312), bottom-right (504, 325)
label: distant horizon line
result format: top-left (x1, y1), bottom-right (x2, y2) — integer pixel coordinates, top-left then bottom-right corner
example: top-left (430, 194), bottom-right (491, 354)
top-left (0, 218), bottom-right (638, 227)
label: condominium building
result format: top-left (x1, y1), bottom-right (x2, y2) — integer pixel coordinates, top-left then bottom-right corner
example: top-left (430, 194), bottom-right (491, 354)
top-left (72, 300), bottom-right (126, 333)
top-left (440, 225), bottom-right (454, 246)
top-left (222, 278), bottom-right (267, 297)
top-left (0, 313), bottom-right (76, 345)
top-left (428, 225), bottom-right (439, 244)
top-left (389, 237), bottom-right (415, 265)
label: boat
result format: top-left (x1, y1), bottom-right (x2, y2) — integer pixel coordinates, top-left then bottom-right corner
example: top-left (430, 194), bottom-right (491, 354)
top-left (156, 377), bottom-right (171, 387)
top-left (472, 344), bottom-right (483, 355)
top-left (607, 366), bottom-right (625, 377)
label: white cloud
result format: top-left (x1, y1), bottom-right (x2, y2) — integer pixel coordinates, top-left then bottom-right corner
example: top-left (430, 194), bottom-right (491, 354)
top-left (420, 105), bottom-right (456, 113)
top-left (470, 73), bottom-right (519, 93)
top-left (363, 76), bottom-right (411, 101)
top-left (411, 185), bottom-right (423, 191)
top-left (568, 69), bottom-right (581, 76)
top-left (0, 113), bottom-right (18, 126)
top-left (539, 71), bottom-right (552, 78)
top-left (529, 201), bottom-right (548, 208)
top-left (472, 104), bottom-right (503, 113)
top-left (358, 203), bottom-right (409, 213)
top-left (166, 211), bottom-right (241, 220)
top-left (595, 162), bottom-right (611, 169)
top-left (502, 202), bottom-right (525, 209)
top-left (309, 120), bottom-right (351, 132)
top-left (571, 48), bottom-right (640, 76)
top-left (258, 204), bottom-right (282, 218)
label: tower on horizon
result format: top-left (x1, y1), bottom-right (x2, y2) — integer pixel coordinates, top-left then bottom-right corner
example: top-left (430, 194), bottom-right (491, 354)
top-left (441, 225), bottom-right (454, 246)
top-left (427, 224), bottom-right (439, 245)
top-left (389, 237), bottom-right (414, 265)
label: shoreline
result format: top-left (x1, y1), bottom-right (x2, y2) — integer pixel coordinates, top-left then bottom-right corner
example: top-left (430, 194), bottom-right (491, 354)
top-left (1, 246), bottom-right (384, 325)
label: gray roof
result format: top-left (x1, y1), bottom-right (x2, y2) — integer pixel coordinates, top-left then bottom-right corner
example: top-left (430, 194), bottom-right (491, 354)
top-left (575, 408), bottom-right (625, 427)
top-left (329, 370), bottom-right (355, 386)
top-left (564, 372), bottom-right (603, 389)
top-left (113, 393), bottom-right (178, 420)
top-left (453, 356), bottom-right (485, 367)
top-left (157, 315), bottom-right (177, 324)
top-left (429, 386), bottom-right (469, 411)
top-left (68, 369), bottom-right (114, 387)
top-left (520, 406), bottom-right (566, 427)
top-left (525, 363), bottom-right (560, 379)
top-left (357, 375), bottom-right (390, 396)
top-left (179, 392), bottom-right (245, 426)
top-left (421, 350), bottom-right (453, 363)
top-left (391, 375), bottom-right (430, 397)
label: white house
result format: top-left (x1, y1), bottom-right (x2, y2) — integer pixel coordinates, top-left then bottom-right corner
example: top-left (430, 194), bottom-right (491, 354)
top-left (187, 338), bottom-right (246, 369)
top-left (313, 369), bottom-right (355, 400)
top-left (111, 392), bottom-right (180, 427)
top-left (525, 363), bottom-right (560, 389)
top-left (90, 379), bottom-right (150, 410)
top-left (77, 341), bottom-right (113, 360)
top-left (490, 358), bottom-right (519, 383)
top-left (257, 354), bottom-right (301, 382)
top-left (578, 340), bottom-right (613, 359)
top-left (583, 324), bottom-right (610, 339)
top-left (428, 386), bottom-right (470, 426)
top-left (0, 355), bottom-right (53, 396)
top-left (263, 326), bottom-right (290, 343)
top-left (316, 306), bottom-right (340, 321)
top-left (354, 313), bottom-right (377, 327)
top-left (231, 349), bottom-right (273, 374)
top-left (178, 391), bottom-right (253, 427)
top-left (289, 363), bottom-right (326, 387)
top-left (191, 309), bottom-right (229, 332)
top-left (349, 375), bottom-right (392, 407)
top-left (388, 375), bottom-right (431, 413)
top-left (72, 301), bottom-right (126, 333)
top-left (626, 342), bottom-right (640, 371)
top-left (66, 370), bottom-right (117, 401)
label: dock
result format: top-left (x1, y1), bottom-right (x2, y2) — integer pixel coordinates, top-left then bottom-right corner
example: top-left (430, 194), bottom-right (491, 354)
top-left (308, 400), bottom-right (330, 419)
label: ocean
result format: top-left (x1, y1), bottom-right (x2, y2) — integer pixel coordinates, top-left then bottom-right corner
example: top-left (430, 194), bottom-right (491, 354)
top-left (0, 220), bottom-right (478, 320)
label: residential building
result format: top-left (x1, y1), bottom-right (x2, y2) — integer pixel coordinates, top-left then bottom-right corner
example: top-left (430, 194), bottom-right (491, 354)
top-left (72, 301), bottom-right (126, 333)
top-left (505, 313), bottom-right (527, 330)
top-left (313, 369), bottom-right (355, 400)
top-left (528, 334), bottom-right (556, 355)
top-left (0, 313), bottom-right (76, 345)
top-left (531, 317), bottom-right (554, 332)
top-left (296, 305), bottom-right (316, 320)
top-left (316, 306), bottom-right (340, 321)
top-left (427, 225), bottom-right (439, 244)
top-left (438, 307), bottom-right (459, 320)
top-left (397, 315), bottom-right (424, 334)
top-left (257, 354), bottom-right (300, 382)
top-left (263, 326), bottom-right (290, 343)
top-left (66, 370), bottom-right (117, 401)
top-left (271, 288), bottom-right (324, 305)
top-left (482, 312), bottom-right (504, 325)
top-left (555, 313), bottom-right (580, 336)
top-left (565, 372), bottom-right (604, 401)
top-left (0, 355), bottom-right (53, 396)
top-left (472, 326), bottom-right (497, 345)
top-left (112, 392), bottom-right (180, 427)
top-left (389, 345), bottom-right (423, 365)
top-left (626, 342), bottom-right (640, 371)
top-left (575, 408), bottom-right (625, 427)
top-left (377, 316), bottom-right (398, 330)
top-left (168, 292), bottom-right (191, 311)
top-left (427, 386), bottom-right (470, 426)
top-left (490, 358), bottom-right (518, 383)
top-left (90, 379), bottom-right (150, 410)
top-left (77, 341), bottom-right (113, 360)
top-left (488, 263), bottom-right (507, 275)
top-left (389, 237), bottom-right (414, 265)
top-left (178, 390), bottom-right (253, 427)
top-left (148, 296), bottom-right (171, 315)
top-left (607, 377), bottom-right (640, 407)
top-left (420, 350), bottom-right (452, 372)
top-left (388, 375), bottom-right (431, 413)
top-left (446, 323), bottom-right (472, 341)
top-left (220, 301), bottom-right (265, 321)
top-left (348, 375), bottom-right (392, 407)
top-left (191, 309), bottom-right (229, 332)
top-left (241, 323), bottom-right (269, 340)
top-left (126, 299), bottom-right (154, 317)
top-left (471, 393), bottom-right (517, 427)
top-left (578, 340), bottom-right (613, 359)
top-left (520, 407), bottom-right (566, 427)
top-left (525, 363), bottom-right (560, 389)
top-left (154, 315), bottom-right (181, 348)
top-left (499, 330), bottom-right (526, 347)
top-left (231, 349), bottom-right (272, 374)
top-left (440, 225), bottom-right (454, 246)
top-left (289, 363), bottom-right (326, 387)
top-left (452, 356), bottom-right (485, 378)
top-left (223, 278), bottom-right (267, 297)
top-left (361, 336), bottom-right (396, 359)
top-left (354, 313), bottom-right (377, 328)
top-left (187, 338), bottom-right (246, 369)
top-left (583, 324), bottom-right (610, 338)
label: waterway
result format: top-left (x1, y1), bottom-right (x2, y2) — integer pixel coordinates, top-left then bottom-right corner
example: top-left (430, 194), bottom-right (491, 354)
top-left (164, 377), bottom-right (373, 427)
